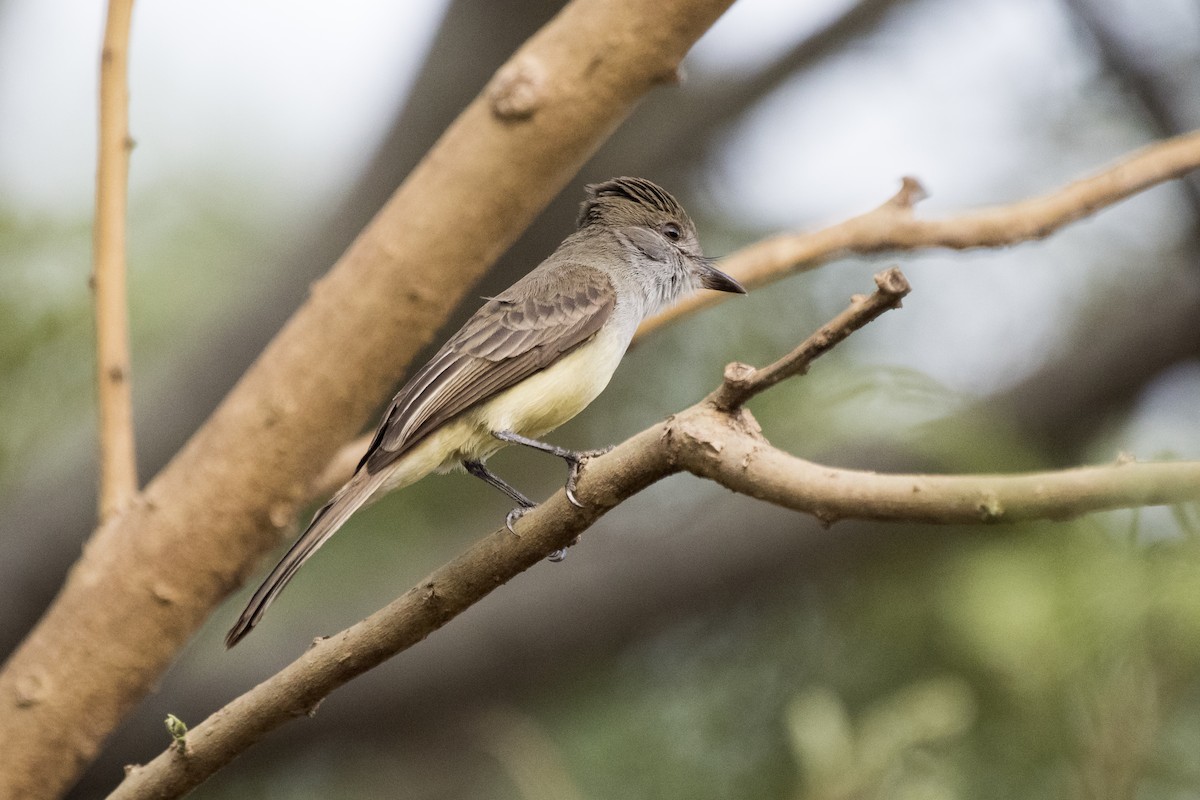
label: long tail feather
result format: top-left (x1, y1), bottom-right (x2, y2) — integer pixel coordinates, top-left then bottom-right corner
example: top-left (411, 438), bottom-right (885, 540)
top-left (225, 469), bottom-right (384, 647)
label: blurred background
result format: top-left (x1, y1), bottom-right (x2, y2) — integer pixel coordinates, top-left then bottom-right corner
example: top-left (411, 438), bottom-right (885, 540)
top-left (3, 0), bottom-right (1200, 797)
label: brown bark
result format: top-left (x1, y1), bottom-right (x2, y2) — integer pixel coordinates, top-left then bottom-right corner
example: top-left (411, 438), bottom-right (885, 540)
top-left (0, 1), bottom-right (736, 797)
top-left (93, 0), bottom-right (138, 521)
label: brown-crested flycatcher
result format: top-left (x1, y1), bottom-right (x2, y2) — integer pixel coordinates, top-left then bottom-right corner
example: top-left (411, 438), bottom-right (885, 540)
top-left (226, 177), bottom-right (745, 647)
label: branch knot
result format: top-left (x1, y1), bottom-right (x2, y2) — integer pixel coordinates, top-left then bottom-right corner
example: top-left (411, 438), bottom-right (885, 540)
top-left (874, 266), bottom-right (911, 296)
top-left (488, 58), bottom-right (546, 121)
top-left (721, 362), bottom-right (756, 395)
top-left (888, 175), bottom-right (928, 210)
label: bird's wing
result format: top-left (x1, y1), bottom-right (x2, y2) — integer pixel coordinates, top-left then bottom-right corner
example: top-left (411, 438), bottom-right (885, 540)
top-left (359, 263), bottom-right (617, 474)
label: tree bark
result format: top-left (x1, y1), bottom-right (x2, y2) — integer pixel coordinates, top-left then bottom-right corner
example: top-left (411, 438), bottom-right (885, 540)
top-left (0, 1), bottom-right (736, 797)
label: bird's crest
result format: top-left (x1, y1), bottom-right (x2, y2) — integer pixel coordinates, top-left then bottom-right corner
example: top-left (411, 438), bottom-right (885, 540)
top-left (578, 176), bottom-right (685, 227)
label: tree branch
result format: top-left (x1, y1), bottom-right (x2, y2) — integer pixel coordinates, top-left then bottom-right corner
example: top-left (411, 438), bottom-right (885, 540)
top-left (676, 417), bottom-right (1200, 526)
top-left (710, 266), bottom-right (911, 411)
top-left (0, 2), bottom-right (737, 797)
top-left (93, 0), bottom-right (138, 521)
top-left (111, 423), bottom-right (676, 799)
top-left (111, 269), bottom-right (1200, 798)
top-left (639, 129), bottom-right (1200, 337)
top-left (316, 132), bottom-right (1200, 495)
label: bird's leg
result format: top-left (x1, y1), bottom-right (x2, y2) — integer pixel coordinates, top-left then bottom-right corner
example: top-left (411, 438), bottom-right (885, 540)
top-left (462, 459), bottom-right (536, 534)
top-left (463, 458), bottom-right (572, 561)
top-left (491, 430), bottom-right (612, 508)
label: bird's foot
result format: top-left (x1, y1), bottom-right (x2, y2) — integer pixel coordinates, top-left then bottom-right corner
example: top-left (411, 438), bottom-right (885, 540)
top-left (548, 536), bottom-right (581, 563)
top-left (505, 505), bottom-right (576, 564)
top-left (505, 501), bottom-right (537, 535)
top-left (563, 446), bottom-right (614, 508)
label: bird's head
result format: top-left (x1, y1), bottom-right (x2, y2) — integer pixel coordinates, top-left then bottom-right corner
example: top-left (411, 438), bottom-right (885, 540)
top-left (578, 177), bottom-right (746, 310)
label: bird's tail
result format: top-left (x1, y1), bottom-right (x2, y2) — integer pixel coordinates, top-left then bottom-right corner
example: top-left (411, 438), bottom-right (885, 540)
top-left (225, 468), bottom-right (386, 648)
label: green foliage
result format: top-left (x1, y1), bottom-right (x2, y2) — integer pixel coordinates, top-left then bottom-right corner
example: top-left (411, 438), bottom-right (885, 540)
top-left (0, 212), bottom-right (93, 480)
top-left (0, 186), bottom-right (278, 485)
top-left (165, 713), bottom-right (189, 744)
top-left (514, 521), bottom-right (1200, 800)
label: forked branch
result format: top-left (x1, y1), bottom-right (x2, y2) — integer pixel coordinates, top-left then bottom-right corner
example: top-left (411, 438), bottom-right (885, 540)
top-left (111, 269), bottom-right (1200, 799)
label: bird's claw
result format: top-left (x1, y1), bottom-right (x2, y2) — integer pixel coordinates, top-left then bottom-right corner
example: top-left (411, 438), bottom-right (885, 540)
top-left (565, 477), bottom-right (584, 509)
top-left (563, 446), bottom-right (612, 509)
top-left (547, 535), bottom-right (580, 563)
top-left (507, 507), bottom-right (574, 563)
top-left (505, 503), bottom-right (535, 535)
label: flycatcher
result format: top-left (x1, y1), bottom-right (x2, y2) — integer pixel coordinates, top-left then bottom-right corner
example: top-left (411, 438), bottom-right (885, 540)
top-left (226, 177), bottom-right (745, 647)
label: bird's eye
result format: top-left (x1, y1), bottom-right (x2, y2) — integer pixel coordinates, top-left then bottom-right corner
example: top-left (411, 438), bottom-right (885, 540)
top-left (661, 222), bottom-right (682, 242)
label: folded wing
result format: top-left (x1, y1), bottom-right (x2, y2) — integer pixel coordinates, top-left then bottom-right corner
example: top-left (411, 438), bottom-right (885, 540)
top-left (359, 263), bottom-right (616, 474)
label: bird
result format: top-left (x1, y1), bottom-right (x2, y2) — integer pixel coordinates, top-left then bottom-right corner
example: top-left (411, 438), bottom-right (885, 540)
top-left (225, 176), bottom-right (746, 647)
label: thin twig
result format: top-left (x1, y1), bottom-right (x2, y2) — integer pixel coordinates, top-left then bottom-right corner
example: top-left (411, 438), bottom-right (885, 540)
top-left (710, 267), bottom-right (911, 411)
top-left (93, 0), bottom-right (138, 521)
top-left (639, 129), bottom-right (1200, 337)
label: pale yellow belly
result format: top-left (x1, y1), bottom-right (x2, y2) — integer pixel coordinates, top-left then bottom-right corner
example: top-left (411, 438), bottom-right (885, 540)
top-left (373, 323), bottom-right (631, 495)
top-left (474, 323), bottom-right (628, 440)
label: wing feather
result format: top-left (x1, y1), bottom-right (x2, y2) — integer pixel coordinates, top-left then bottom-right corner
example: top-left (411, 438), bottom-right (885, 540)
top-left (359, 263), bottom-right (616, 474)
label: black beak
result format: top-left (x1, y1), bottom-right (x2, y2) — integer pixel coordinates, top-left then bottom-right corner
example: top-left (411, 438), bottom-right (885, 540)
top-left (697, 260), bottom-right (747, 294)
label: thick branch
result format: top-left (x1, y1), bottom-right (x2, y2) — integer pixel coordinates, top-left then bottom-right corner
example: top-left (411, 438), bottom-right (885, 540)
top-left (93, 0), bottom-right (138, 521)
top-left (0, 2), bottom-right (736, 797)
top-left (639, 129), bottom-right (1200, 336)
top-left (112, 272), bottom-right (1200, 798)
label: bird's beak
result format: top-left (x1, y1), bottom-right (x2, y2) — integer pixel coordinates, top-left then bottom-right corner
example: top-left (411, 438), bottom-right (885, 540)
top-left (697, 260), bottom-right (747, 294)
